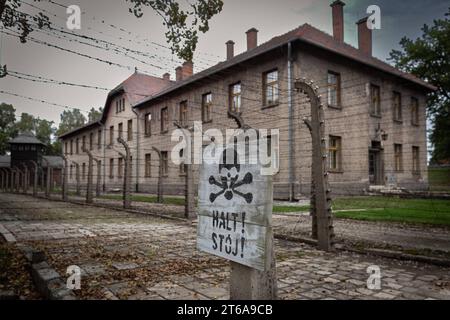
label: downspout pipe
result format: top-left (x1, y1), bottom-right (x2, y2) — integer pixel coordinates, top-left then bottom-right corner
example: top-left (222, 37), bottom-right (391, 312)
top-left (132, 107), bottom-right (140, 193)
top-left (287, 41), bottom-right (295, 201)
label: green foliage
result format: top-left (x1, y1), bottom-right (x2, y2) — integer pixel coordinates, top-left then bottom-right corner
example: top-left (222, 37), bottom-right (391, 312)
top-left (88, 107), bottom-right (103, 123)
top-left (126, 0), bottom-right (223, 61)
top-left (389, 8), bottom-right (450, 163)
top-left (0, 103), bottom-right (17, 155)
top-left (0, 0), bottom-right (51, 43)
top-left (56, 109), bottom-right (86, 137)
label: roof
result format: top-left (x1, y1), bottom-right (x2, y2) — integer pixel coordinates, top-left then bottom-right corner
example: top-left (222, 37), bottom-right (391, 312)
top-left (59, 72), bottom-right (172, 139)
top-left (100, 72), bottom-right (173, 123)
top-left (42, 156), bottom-right (63, 168)
top-left (134, 24), bottom-right (435, 108)
top-left (9, 132), bottom-right (45, 145)
top-left (0, 155), bottom-right (10, 168)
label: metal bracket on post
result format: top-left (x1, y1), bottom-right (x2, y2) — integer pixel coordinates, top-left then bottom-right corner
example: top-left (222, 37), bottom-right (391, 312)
top-left (295, 78), bottom-right (334, 251)
top-left (174, 121), bottom-right (195, 219)
top-left (152, 146), bottom-right (164, 203)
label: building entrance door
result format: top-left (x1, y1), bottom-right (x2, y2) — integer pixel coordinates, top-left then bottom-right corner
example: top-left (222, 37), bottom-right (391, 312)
top-left (369, 141), bottom-right (384, 185)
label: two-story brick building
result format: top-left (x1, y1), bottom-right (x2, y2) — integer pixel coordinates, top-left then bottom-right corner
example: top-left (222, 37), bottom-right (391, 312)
top-left (59, 1), bottom-right (435, 199)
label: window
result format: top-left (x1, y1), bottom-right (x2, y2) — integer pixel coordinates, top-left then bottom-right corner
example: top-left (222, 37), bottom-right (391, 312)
top-left (145, 153), bottom-right (151, 177)
top-left (116, 98), bottom-right (125, 113)
top-left (70, 140), bottom-right (73, 155)
top-left (327, 71), bottom-right (341, 108)
top-left (82, 163), bottom-right (86, 180)
top-left (263, 70), bottom-right (279, 106)
top-left (127, 119), bottom-right (133, 141)
top-left (89, 132), bottom-right (94, 150)
top-left (179, 101), bottom-right (188, 127)
top-left (64, 142), bottom-right (68, 155)
top-left (202, 93), bottom-right (213, 123)
top-left (118, 123), bottom-right (123, 139)
top-left (412, 146), bottom-right (420, 173)
top-left (161, 151), bottom-right (168, 176)
top-left (109, 159), bottom-right (114, 179)
top-left (109, 126), bottom-right (114, 145)
top-left (161, 107), bottom-right (169, 133)
top-left (97, 129), bottom-right (102, 149)
top-left (394, 144), bottom-right (403, 171)
top-left (82, 136), bottom-right (86, 152)
top-left (122, 98), bottom-right (125, 112)
top-left (97, 160), bottom-right (101, 178)
top-left (411, 97), bottom-right (419, 125)
top-left (70, 165), bottom-right (73, 179)
top-left (229, 82), bottom-right (241, 112)
top-left (328, 136), bottom-right (342, 172)
top-left (393, 92), bottom-right (402, 122)
top-left (76, 138), bottom-right (79, 154)
top-left (118, 157), bottom-right (123, 178)
top-left (144, 113), bottom-right (152, 136)
top-left (370, 84), bottom-right (381, 116)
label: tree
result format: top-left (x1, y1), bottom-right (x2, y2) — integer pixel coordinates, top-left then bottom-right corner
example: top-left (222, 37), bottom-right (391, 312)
top-left (56, 109), bottom-right (86, 137)
top-left (1, 0), bottom-right (223, 62)
top-left (389, 8), bottom-right (450, 163)
top-left (0, 103), bottom-right (17, 155)
top-left (88, 107), bottom-right (103, 123)
top-left (15, 112), bottom-right (35, 133)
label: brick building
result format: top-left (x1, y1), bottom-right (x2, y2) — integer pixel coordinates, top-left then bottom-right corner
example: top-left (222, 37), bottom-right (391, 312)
top-left (59, 1), bottom-right (435, 198)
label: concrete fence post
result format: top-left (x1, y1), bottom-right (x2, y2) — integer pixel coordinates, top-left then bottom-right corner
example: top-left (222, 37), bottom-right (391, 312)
top-left (72, 161), bottom-right (81, 196)
top-left (21, 163), bottom-right (28, 194)
top-left (82, 148), bottom-right (95, 204)
top-left (62, 155), bottom-right (69, 201)
top-left (152, 146), bottom-right (164, 203)
top-left (29, 161), bottom-right (38, 197)
top-left (117, 137), bottom-right (132, 209)
top-left (295, 78), bottom-right (334, 251)
top-left (41, 158), bottom-right (51, 199)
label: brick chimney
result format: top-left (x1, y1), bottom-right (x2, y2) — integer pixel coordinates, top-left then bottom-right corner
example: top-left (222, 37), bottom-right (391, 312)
top-left (162, 72), bottom-right (170, 81)
top-left (330, 0), bottom-right (345, 43)
top-left (246, 28), bottom-right (258, 51)
top-left (182, 61), bottom-right (193, 79)
top-left (226, 40), bottom-right (235, 60)
top-left (356, 17), bottom-right (372, 56)
top-left (175, 66), bottom-right (183, 81)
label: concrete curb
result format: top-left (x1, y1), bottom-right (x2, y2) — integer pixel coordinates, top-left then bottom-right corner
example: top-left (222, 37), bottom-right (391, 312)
top-left (0, 223), bottom-right (16, 243)
top-left (17, 244), bottom-right (77, 300)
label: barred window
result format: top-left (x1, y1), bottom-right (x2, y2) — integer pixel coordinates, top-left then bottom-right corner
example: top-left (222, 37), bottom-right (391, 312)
top-left (179, 101), bottom-right (188, 127)
top-left (127, 119), bottom-right (133, 141)
top-left (411, 97), bottom-right (419, 125)
top-left (202, 93), bottom-right (213, 123)
top-left (328, 136), bottom-right (342, 171)
top-left (327, 71), bottom-right (341, 108)
top-left (109, 158), bottom-right (114, 179)
top-left (370, 84), bottom-right (381, 116)
top-left (118, 157), bottom-right (123, 178)
top-left (161, 151), bottom-right (168, 176)
top-left (393, 92), bottom-right (402, 121)
top-left (144, 113), bottom-right (152, 136)
top-left (394, 144), bottom-right (403, 171)
top-left (229, 82), bottom-right (241, 112)
top-left (145, 153), bottom-right (151, 177)
top-left (109, 126), bottom-right (114, 145)
top-left (161, 107), bottom-right (169, 133)
top-left (412, 146), bottom-right (420, 173)
top-left (263, 70), bottom-right (279, 106)
top-left (118, 123), bottom-right (123, 139)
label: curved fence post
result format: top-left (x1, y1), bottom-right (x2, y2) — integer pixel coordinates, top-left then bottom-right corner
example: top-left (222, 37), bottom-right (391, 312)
top-left (117, 137), bottom-right (131, 209)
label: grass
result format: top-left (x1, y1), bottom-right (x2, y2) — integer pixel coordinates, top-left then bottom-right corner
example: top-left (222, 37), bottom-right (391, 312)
top-left (429, 166), bottom-right (450, 192)
top-left (273, 205), bottom-right (309, 213)
top-left (332, 196), bottom-right (450, 226)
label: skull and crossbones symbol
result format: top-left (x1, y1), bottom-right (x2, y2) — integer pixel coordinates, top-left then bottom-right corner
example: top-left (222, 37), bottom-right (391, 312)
top-left (209, 148), bottom-right (253, 204)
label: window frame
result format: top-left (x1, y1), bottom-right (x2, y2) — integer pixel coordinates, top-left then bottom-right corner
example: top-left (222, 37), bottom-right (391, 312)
top-left (229, 82), bottom-right (242, 113)
top-left (179, 101), bottom-right (188, 127)
top-left (262, 69), bottom-right (279, 108)
top-left (161, 151), bottom-right (169, 176)
top-left (127, 119), bottom-right (133, 141)
top-left (394, 143), bottom-right (403, 172)
top-left (392, 91), bottom-right (402, 122)
top-left (370, 84), bottom-right (381, 117)
top-left (327, 71), bottom-right (341, 109)
top-left (411, 97), bottom-right (419, 126)
top-left (412, 146), bottom-right (420, 174)
top-left (109, 158), bottom-right (114, 179)
top-left (144, 113), bottom-right (152, 137)
top-left (161, 107), bottom-right (169, 133)
top-left (328, 135), bottom-right (343, 173)
top-left (144, 153), bottom-right (151, 177)
top-left (201, 92), bottom-right (213, 123)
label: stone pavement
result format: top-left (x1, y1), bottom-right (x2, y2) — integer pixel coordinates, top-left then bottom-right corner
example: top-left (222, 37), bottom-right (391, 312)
top-left (1, 193), bottom-right (449, 300)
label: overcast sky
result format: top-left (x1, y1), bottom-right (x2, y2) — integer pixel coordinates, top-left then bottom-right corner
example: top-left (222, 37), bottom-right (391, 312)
top-left (0, 0), bottom-right (448, 127)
